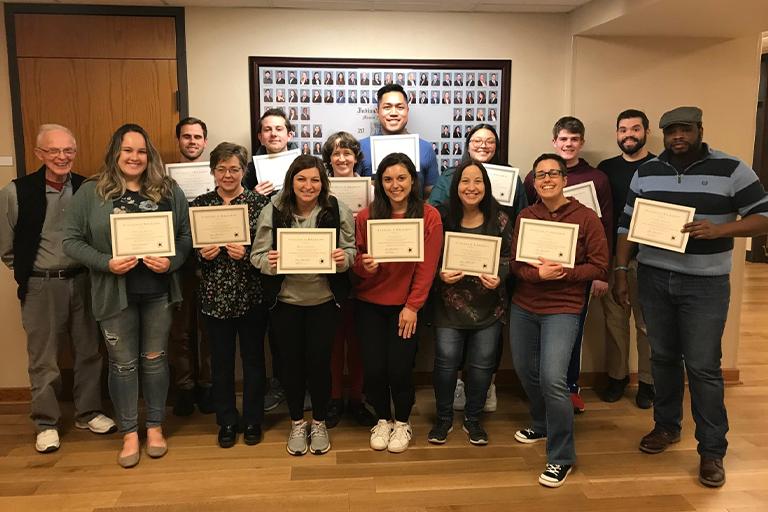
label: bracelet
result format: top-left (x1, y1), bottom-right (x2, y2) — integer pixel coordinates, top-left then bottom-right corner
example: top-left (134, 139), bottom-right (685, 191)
top-left (613, 265), bottom-right (629, 272)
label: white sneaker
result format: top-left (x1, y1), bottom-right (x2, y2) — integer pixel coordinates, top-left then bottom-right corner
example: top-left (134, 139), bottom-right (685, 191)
top-left (75, 414), bottom-right (117, 434)
top-left (370, 420), bottom-right (393, 451)
top-left (35, 429), bottom-right (60, 453)
top-left (388, 421), bottom-right (412, 453)
top-left (483, 383), bottom-right (497, 412)
top-left (453, 379), bottom-right (466, 411)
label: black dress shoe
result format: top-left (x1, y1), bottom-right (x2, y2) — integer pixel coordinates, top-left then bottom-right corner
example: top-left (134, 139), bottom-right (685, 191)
top-left (326, 399), bottom-right (344, 429)
top-left (173, 388), bottom-right (196, 417)
top-left (699, 456), bottom-right (725, 487)
top-left (218, 425), bottom-right (237, 448)
top-left (600, 376), bottom-right (629, 403)
top-left (348, 400), bottom-right (377, 427)
top-left (196, 386), bottom-right (215, 415)
top-left (635, 382), bottom-right (655, 409)
top-left (243, 424), bottom-right (262, 446)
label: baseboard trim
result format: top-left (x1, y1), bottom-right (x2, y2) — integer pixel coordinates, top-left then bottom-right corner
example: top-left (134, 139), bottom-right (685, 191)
top-left (0, 369), bottom-right (741, 404)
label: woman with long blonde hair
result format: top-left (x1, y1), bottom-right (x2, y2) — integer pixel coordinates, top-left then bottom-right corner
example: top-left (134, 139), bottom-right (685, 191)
top-left (64, 123), bottom-right (191, 468)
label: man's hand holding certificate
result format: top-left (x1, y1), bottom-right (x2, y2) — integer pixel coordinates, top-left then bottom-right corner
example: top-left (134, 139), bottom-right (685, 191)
top-left (252, 149), bottom-right (301, 192)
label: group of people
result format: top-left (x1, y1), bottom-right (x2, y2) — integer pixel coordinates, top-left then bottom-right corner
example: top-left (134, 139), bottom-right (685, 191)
top-left (2, 81), bottom-right (767, 490)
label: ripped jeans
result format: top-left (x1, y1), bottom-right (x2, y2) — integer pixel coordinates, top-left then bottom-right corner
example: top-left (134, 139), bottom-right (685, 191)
top-left (99, 293), bottom-right (172, 434)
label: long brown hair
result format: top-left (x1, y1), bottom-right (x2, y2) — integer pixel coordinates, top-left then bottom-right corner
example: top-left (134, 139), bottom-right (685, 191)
top-left (94, 124), bottom-right (173, 203)
top-left (276, 154), bottom-right (332, 219)
top-left (369, 153), bottom-right (423, 219)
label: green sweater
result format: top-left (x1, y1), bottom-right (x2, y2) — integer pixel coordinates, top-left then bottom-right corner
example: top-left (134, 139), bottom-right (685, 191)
top-left (63, 180), bottom-right (192, 321)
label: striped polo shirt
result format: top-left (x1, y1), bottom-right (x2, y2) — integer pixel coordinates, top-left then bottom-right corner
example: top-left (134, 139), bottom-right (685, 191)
top-left (617, 144), bottom-right (768, 276)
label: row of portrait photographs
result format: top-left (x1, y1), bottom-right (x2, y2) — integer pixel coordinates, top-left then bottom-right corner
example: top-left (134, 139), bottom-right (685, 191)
top-left (440, 158), bottom-right (462, 171)
top-left (263, 88), bottom-right (500, 106)
top-left (261, 68), bottom-right (501, 89)
top-left (294, 125), bottom-right (326, 139)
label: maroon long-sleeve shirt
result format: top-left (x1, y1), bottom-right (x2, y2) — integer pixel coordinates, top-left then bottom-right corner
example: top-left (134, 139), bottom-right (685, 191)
top-left (511, 198), bottom-right (609, 315)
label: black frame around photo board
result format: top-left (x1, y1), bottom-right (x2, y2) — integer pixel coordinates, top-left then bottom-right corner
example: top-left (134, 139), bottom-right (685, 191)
top-left (248, 57), bottom-right (511, 170)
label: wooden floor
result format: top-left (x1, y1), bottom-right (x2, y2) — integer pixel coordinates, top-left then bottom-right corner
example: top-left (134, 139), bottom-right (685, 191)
top-left (1, 264), bottom-right (767, 511)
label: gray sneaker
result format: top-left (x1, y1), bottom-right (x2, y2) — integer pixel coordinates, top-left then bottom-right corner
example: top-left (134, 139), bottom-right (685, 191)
top-left (265, 378), bottom-right (285, 412)
top-left (309, 421), bottom-right (331, 455)
top-left (286, 420), bottom-right (308, 456)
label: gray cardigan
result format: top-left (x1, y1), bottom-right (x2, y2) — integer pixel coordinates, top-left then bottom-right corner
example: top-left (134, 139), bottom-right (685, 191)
top-left (63, 180), bottom-right (192, 321)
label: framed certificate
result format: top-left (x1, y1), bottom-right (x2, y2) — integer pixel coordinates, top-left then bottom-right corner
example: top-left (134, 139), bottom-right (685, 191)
top-left (441, 232), bottom-right (502, 277)
top-left (165, 162), bottom-right (215, 202)
top-left (627, 198), bottom-right (695, 253)
top-left (483, 164), bottom-right (519, 207)
top-left (515, 218), bottom-right (579, 268)
top-left (276, 228), bottom-right (336, 274)
top-left (367, 218), bottom-right (424, 263)
top-left (563, 181), bottom-right (601, 217)
top-left (110, 212), bottom-right (176, 259)
top-left (369, 134), bottom-right (420, 175)
top-left (189, 204), bottom-right (250, 248)
top-left (252, 149), bottom-right (301, 191)
top-left (329, 177), bottom-right (372, 213)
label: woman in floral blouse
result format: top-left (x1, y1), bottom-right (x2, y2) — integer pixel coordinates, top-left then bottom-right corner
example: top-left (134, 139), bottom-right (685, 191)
top-left (191, 142), bottom-right (269, 449)
top-left (427, 160), bottom-right (512, 447)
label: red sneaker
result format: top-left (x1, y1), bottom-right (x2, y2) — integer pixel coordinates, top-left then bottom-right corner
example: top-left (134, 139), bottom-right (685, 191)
top-left (570, 391), bottom-right (585, 414)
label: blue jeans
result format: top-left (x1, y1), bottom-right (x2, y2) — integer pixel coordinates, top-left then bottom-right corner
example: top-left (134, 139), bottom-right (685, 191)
top-left (434, 323), bottom-right (501, 421)
top-left (637, 264), bottom-right (730, 458)
top-left (567, 284), bottom-right (591, 392)
top-left (510, 303), bottom-right (579, 465)
top-left (99, 293), bottom-right (172, 434)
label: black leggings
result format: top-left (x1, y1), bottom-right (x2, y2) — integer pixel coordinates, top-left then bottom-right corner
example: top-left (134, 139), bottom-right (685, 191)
top-left (356, 300), bottom-right (418, 423)
top-left (270, 300), bottom-right (339, 421)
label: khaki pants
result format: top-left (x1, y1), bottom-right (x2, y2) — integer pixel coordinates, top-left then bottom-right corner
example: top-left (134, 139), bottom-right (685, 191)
top-left (601, 259), bottom-right (653, 384)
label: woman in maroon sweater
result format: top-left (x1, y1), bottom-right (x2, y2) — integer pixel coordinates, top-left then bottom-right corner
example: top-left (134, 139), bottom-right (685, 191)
top-left (509, 154), bottom-right (608, 488)
top-left (353, 153), bottom-right (443, 454)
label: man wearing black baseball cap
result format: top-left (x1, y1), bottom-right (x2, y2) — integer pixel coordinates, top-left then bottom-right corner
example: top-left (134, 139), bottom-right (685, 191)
top-left (613, 106), bottom-right (768, 488)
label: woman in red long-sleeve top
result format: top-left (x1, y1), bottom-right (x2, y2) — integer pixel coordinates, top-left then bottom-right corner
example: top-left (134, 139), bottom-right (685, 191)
top-left (509, 153), bottom-right (608, 489)
top-left (353, 152), bottom-right (443, 454)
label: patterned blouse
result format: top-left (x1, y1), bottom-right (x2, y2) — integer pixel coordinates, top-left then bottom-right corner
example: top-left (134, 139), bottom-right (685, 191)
top-left (191, 189), bottom-right (269, 319)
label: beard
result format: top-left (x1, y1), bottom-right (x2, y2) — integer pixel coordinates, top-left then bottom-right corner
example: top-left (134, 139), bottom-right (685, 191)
top-left (618, 135), bottom-right (646, 156)
top-left (664, 131), bottom-right (703, 157)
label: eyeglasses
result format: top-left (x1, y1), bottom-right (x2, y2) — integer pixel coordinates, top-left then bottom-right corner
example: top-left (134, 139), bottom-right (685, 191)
top-left (469, 138), bottom-right (496, 147)
top-left (213, 166), bottom-right (243, 176)
top-left (534, 170), bottom-right (564, 180)
top-left (36, 147), bottom-right (76, 157)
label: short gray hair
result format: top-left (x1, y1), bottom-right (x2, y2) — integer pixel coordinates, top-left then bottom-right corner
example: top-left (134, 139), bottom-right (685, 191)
top-left (36, 124), bottom-right (76, 147)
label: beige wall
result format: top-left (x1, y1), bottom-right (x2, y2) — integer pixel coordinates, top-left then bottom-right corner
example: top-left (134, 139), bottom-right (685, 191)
top-left (0, 4), bottom-right (762, 387)
top-left (0, 7), bottom-right (31, 389)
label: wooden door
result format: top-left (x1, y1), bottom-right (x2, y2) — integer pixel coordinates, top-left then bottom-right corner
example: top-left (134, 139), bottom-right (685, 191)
top-left (13, 13), bottom-right (181, 177)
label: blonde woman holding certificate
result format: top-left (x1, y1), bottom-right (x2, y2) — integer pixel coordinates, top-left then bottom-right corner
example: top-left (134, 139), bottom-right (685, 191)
top-left (63, 124), bottom-right (191, 468)
top-left (509, 154), bottom-right (608, 488)
top-left (353, 153), bottom-right (443, 454)
top-left (251, 154), bottom-right (355, 457)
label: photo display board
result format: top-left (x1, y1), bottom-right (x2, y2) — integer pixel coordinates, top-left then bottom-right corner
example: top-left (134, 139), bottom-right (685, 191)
top-left (249, 57), bottom-right (511, 171)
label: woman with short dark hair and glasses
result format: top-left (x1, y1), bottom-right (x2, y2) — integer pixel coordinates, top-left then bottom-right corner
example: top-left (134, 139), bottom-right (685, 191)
top-left (191, 142), bottom-right (270, 449)
top-left (509, 153), bottom-right (608, 488)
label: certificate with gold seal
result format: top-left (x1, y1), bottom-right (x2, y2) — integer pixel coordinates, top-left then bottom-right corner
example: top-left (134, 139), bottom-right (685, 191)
top-left (627, 198), bottom-right (695, 253)
top-left (441, 232), bottom-right (501, 277)
top-left (366, 218), bottom-right (424, 263)
top-left (329, 177), bottom-right (372, 213)
top-left (276, 228), bottom-right (336, 274)
top-left (110, 212), bottom-right (176, 258)
top-left (189, 204), bottom-right (250, 248)
top-left (515, 218), bottom-right (579, 268)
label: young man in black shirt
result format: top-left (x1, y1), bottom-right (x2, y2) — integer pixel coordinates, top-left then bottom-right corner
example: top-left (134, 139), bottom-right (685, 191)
top-left (597, 109), bottom-right (656, 409)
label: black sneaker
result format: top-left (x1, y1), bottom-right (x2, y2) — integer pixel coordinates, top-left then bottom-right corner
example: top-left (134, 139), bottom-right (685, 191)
top-left (326, 399), bottom-right (344, 429)
top-left (427, 419), bottom-right (453, 444)
top-left (538, 463), bottom-right (573, 488)
top-left (462, 419), bottom-right (488, 445)
top-left (600, 376), bottom-right (629, 402)
top-left (635, 382), bottom-right (655, 409)
top-left (348, 401), bottom-right (377, 427)
top-left (514, 428), bottom-right (546, 444)
top-left (172, 388), bottom-right (196, 416)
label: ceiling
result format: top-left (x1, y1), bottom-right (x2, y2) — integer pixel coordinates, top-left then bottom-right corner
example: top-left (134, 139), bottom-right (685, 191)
top-left (4, 0), bottom-right (593, 13)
